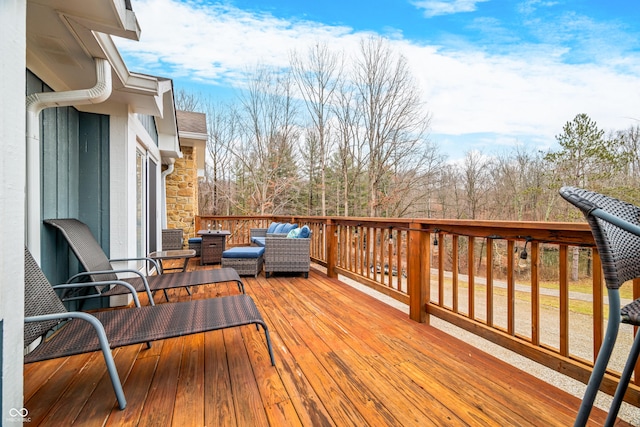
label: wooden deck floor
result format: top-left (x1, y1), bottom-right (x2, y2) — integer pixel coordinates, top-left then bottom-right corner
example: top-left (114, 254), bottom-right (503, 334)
top-left (24, 261), bottom-right (627, 426)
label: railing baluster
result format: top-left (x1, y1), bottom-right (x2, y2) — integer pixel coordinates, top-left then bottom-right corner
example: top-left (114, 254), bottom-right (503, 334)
top-left (593, 250), bottom-right (603, 360)
top-left (438, 232), bottom-right (444, 307)
top-left (507, 240), bottom-right (515, 335)
top-left (559, 244), bottom-right (569, 356)
top-left (531, 241), bottom-right (540, 346)
top-left (452, 235), bottom-right (459, 313)
top-left (468, 237), bottom-right (475, 319)
top-left (487, 238), bottom-right (494, 327)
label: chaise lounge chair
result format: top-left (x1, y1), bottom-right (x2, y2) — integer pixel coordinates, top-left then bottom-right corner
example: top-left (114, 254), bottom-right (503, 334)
top-left (560, 187), bottom-right (640, 426)
top-left (24, 247), bottom-right (275, 410)
top-left (45, 218), bottom-right (244, 305)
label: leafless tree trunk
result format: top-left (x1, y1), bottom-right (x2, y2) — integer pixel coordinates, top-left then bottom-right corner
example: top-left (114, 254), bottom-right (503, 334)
top-left (352, 36), bottom-right (431, 217)
top-left (291, 43), bottom-right (342, 216)
top-left (461, 150), bottom-right (493, 220)
top-left (233, 65), bottom-right (299, 215)
top-left (203, 101), bottom-right (237, 215)
top-left (333, 79), bottom-right (364, 217)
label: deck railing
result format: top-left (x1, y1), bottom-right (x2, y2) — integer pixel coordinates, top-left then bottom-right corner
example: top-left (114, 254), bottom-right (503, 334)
top-left (196, 215), bottom-right (640, 404)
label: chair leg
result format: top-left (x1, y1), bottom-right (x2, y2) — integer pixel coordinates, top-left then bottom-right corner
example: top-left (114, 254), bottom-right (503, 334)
top-left (236, 280), bottom-right (245, 294)
top-left (574, 290), bottom-right (621, 427)
top-left (261, 323), bottom-right (276, 366)
top-left (604, 325), bottom-right (640, 426)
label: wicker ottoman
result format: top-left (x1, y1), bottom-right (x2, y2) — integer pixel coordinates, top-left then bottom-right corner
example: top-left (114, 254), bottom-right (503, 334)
top-left (188, 238), bottom-right (202, 256)
top-left (221, 246), bottom-right (265, 277)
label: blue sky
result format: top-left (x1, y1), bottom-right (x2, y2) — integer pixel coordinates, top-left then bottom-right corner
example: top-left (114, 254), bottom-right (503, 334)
top-left (115, 0), bottom-right (640, 161)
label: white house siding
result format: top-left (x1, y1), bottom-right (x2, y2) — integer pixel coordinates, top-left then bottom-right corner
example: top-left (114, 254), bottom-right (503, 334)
top-left (1, 0), bottom-right (27, 419)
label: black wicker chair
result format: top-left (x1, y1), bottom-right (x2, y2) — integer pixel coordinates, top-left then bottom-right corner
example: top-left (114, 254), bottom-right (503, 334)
top-left (560, 186), bottom-right (640, 426)
top-left (162, 228), bottom-right (184, 250)
top-left (45, 218), bottom-right (244, 304)
top-left (24, 247), bottom-right (275, 410)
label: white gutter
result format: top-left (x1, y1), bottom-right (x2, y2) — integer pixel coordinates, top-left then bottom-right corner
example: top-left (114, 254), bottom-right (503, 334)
top-left (25, 58), bottom-right (112, 262)
top-left (160, 161), bottom-right (175, 228)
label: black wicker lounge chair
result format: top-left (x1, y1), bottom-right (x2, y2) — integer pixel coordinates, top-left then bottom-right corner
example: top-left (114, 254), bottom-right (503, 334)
top-left (44, 218), bottom-right (244, 305)
top-left (560, 186), bottom-right (640, 427)
top-left (24, 247), bottom-right (275, 410)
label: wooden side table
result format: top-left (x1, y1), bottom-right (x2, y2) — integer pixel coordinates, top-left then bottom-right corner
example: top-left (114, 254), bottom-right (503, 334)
top-left (198, 230), bottom-right (230, 265)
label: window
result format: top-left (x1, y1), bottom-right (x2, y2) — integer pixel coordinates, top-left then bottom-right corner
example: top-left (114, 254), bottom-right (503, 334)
top-left (136, 149), bottom-right (147, 263)
top-left (136, 147), bottom-right (160, 263)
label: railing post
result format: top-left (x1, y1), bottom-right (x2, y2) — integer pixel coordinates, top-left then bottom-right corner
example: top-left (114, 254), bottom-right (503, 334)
top-left (326, 219), bottom-right (338, 278)
top-left (194, 216), bottom-right (201, 237)
top-left (408, 222), bottom-right (427, 323)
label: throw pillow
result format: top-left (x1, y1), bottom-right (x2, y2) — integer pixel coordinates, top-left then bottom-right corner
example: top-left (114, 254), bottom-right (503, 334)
top-left (286, 228), bottom-right (301, 238)
top-left (267, 222), bottom-right (280, 233)
top-left (299, 225), bottom-right (311, 238)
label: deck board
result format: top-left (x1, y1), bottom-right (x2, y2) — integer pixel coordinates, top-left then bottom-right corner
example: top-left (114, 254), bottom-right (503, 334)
top-left (23, 261), bottom-right (627, 426)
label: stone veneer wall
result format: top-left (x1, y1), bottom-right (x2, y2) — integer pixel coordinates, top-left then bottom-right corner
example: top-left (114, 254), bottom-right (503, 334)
top-left (165, 146), bottom-right (199, 242)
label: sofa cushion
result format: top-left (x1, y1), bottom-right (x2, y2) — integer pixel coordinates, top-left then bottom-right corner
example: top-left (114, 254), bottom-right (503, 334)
top-left (252, 237), bottom-right (266, 247)
top-left (273, 223), bottom-right (288, 233)
top-left (267, 222), bottom-right (280, 233)
top-left (281, 223), bottom-right (298, 234)
top-left (222, 246), bottom-right (265, 258)
top-left (299, 225), bottom-right (311, 238)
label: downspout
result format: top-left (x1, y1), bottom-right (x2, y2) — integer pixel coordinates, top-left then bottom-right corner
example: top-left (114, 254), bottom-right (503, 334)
top-left (161, 161), bottom-right (175, 229)
top-left (25, 58), bottom-right (112, 262)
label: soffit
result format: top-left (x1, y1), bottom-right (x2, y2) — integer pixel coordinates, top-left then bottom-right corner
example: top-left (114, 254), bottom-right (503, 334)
top-left (26, 0), bottom-right (166, 116)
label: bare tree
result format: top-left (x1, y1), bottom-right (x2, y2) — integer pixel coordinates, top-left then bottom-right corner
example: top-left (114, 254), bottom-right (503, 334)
top-left (332, 77), bottom-right (365, 216)
top-left (200, 101), bottom-right (237, 215)
top-left (233, 65), bottom-right (300, 214)
top-left (491, 146), bottom-right (551, 221)
top-left (352, 36), bottom-right (431, 217)
top-left (616, 124), bottom-right (640, 202)
top-left (174, 88), bottom-right (202, 112)
top-left (291, 43), bottom-right (342, 216)
top-left (460, 150), bottom-right (493, 220)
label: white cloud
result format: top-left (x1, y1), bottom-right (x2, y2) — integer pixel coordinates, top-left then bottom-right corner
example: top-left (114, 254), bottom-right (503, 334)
top-left (118, 0), bottom-right (358, 84)
top-left (411, 0), bottom-right (490, 18)
top-left (116, 0), bottom-right (640, 158)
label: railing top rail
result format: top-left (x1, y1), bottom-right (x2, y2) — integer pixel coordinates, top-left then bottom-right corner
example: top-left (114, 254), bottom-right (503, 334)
top-left (197, 215), bottom-right (594, 246)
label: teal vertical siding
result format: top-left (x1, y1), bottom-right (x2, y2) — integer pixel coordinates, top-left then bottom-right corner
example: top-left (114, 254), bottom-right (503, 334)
top-left (27, 70), bottom-right (110, 308)
top-left (78, 113), bottom-right (110, 254)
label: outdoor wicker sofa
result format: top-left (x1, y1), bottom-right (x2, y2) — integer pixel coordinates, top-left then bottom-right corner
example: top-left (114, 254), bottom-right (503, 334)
top-left (23, 247), bottom-right (275, 410)
top-left (45, 218), bottom-right (244, 304)
top-left (250, 223), bottom-right (311, 278)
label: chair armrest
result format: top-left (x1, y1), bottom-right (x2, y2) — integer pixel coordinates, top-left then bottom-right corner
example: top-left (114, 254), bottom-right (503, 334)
top-left (250, 228), bottom-right (267, 238)
top-left (265, 236), bottom-right (311, 255)
top-left (66, 270), bottom-right (154, 306)
top-left (269, 233), bottom-right (289, 237)
top-left (110, 256), bottom-right (160, 274)
top-left (591, 208), bottom-right (640, 237)
top-left (24, 310), bottom-right (128, 409)
top-left (53, 281), bottom-right (141, 307)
